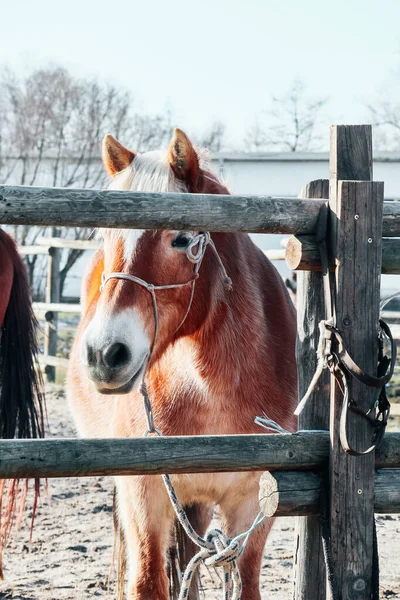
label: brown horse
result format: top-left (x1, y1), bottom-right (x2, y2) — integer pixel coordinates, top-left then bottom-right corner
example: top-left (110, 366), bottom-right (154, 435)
top-left (67, 129), bottom-right (297, 599)
top-left (0, 228), bottom-right (45, 578)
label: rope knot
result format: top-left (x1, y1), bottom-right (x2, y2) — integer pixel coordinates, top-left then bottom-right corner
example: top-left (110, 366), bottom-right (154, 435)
top-left (203, 529), bottom-right (241, 568)
top-left (177, 525), bottom-right (243, 599)
top-left (186, 232), bottom-right (210, 264)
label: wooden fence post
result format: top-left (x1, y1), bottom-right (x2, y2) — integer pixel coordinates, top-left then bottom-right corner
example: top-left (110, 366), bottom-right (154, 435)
top-left (329, 125), bottom-right (384, 599)
top-left (293, 180), bottom-right (330, 600)
top-left (44, 229), bottom-right (61, 382)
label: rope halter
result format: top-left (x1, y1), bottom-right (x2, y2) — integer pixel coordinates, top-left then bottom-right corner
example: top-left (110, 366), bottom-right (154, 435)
top-left (99, 231), bottom-right (232, 436)
top-left (98, 231), bottom-right (267, 599)
top-left (161, 469), bottom-right (265, 600)
top-left (100, 231), bottom-right (232, 356)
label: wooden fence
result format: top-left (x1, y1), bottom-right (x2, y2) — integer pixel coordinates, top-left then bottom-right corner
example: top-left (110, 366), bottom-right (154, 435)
top-left (25, 234), bottom-right (400, 384)
top-left (22, 237), bottom-right (289, 379)
top-left (19, 236), bottom-right (101, 379)
top-left (1, 124), bottom-right (400, 599)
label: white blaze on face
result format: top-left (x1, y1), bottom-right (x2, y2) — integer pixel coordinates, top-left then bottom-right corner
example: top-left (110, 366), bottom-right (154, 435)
top-left (121, 229), bottom-right (145, 262)
top-left (105, 150), bottom-right (188, 263)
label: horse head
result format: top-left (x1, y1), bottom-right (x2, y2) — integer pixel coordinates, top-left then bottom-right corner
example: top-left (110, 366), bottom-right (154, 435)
top-left (81, 129), bottom-right (229, 395)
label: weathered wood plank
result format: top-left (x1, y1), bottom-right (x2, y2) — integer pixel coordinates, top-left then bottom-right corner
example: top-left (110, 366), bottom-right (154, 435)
top-left (0, 184), bottom-right (399, 235)
top-left (381, 238), bottom-right (400, 274)
top-left (285, 235), bottom-right (400, 274)
top-left (330, 125), bottom-right (373, 183)
top-left (374, 469), bottom-right (400, 513)
top-left (38, 355), bottom-right (69, 369)
top-left (285, 234), bottom-right (323, 271)
top-left (33, 302), bottom-right (81, 313)
top-left (18, 245), bottom-right (50, 255)
top-left (264, 248), bottom-right (286, 261)
top-left (260, 471), bottom-right (322, 517)
top-left (44, 239), bottom-right (61, 382)
top-left (0, 432), bottom-right (398, 479)
top-left (382, 200), bottom-right (400, 236)
top-left (381, 310), bottom-right (400, 322)
top-left (0, 433), bottom-right (327, 479)
top-left (259, 470), bottom-right (400, 516)
top-left (293, 180), bottom-right (330, 600)
top-left (36, 237), bottom-right (101, 250)
top-left (0, 185), bottom-right (323, 233)
top-left (376, 431), bottom-right (400, 467)
top-left (329, 124), bottom-right (382, 600)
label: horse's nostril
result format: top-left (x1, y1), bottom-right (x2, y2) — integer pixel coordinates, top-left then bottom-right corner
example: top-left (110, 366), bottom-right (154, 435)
top-left (102, 343), bottom-right (131, 369)
top-left (85, 344), bottom-right (94, 366)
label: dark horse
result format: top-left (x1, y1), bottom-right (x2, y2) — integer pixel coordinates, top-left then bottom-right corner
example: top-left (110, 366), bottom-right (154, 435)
top-left (0, 228), bottom-right (45, 578)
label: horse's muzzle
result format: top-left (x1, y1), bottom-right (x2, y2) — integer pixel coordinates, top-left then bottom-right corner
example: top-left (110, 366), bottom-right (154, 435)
top-left (82, 341), bottom-right (147, 394)
top-left (80, 307), bottom-right (151, 394)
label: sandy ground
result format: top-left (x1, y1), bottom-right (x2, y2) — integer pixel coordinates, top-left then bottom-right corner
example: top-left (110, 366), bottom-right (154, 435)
top-left (0, 387), bottom-right (399, 600)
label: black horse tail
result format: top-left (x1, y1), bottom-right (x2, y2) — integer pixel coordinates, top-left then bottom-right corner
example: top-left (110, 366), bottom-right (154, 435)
top-left (0, 229), bottom-right (46, 579)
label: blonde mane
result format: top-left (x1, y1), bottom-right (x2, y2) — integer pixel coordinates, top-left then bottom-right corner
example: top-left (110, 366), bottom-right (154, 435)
top-left (104, 149), bottom-right (214, 259)
top-left (108, 148), bottom-right (213, 193)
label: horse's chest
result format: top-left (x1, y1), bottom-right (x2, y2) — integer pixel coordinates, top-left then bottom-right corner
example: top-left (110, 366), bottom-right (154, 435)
top-left (170, 470), bottom-right (258, 507)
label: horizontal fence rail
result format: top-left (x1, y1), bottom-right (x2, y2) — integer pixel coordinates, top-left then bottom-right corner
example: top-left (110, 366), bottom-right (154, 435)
top-left (35, 237), bottom-right (102, 250)
top-left (34, 302), bottom-right (81, 313)
top-left (0, 432), bottom-right (399, 479)
top-left (1, 185), bottom-right (400, 235)
top-left (286, 235), bottom-right (400, 274)
top-left (259, 469), bottom-right (400, 516)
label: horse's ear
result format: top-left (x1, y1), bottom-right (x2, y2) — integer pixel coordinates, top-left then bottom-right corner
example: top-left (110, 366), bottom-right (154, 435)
top-left (102, 134), bottom-right (136, 176)
top-left (168, 128), bottom-right (199, 185)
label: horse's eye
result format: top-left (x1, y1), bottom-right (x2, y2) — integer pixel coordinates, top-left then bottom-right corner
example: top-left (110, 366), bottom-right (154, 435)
top-left (172, 233), bottom-right (191, 249)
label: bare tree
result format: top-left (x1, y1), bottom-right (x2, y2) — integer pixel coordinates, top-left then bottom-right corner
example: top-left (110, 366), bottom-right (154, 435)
top-left (244, 80), bottom-right (328, 152)
top-left (0, 66), bottom-right (173, 298)
top-left (243, 122), bottom-right (268, 152)
top-left (196, 120), bottom-right (226, 152)
top-left (368, 99), bottom-right (400, 150)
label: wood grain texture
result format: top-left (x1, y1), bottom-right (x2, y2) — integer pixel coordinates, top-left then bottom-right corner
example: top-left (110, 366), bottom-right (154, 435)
top-left (374, 469), bottom-right (400, 513)
top-left (44, 239), bottom-right (61, 382)
top-left (259, 470), bottom-right (400, 517)
top-left (0, 185), bottom-right (324, 234)
top-left (376, 431), bottom-right (400, 467)
top-left (293, 179), bottom-right (330, 600)
top-left (383, 200), bottom-right (400, 235)
top-left (286, 235), bottom-right (400, 274)
top-left (381, 237), bottom-right (400, 274)
top-left (0, 433), bottom-right (328, 479)
top-left (0, 184), bottom-right (399, 235)
top-left (18, 245), bottom-right (50, 255)
top-left (0, 432), bottom-right (397, 479)
top-left (329, 125), bottom-right (383, 600)
top-left (34, 302), bottom-right (82, 313)
top-left (330, 125), bottom-right (373, 183)
top-left (39, 355), bottom-right (70, 369)
top-left (36, 237), bottom-right (101, 250)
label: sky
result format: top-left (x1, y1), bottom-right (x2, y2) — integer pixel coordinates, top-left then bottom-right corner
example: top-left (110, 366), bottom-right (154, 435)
top-left (2, 0), bottom-right (400, 149)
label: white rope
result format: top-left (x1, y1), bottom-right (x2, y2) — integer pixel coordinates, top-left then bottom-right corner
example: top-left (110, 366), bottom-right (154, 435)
top-left (293, 318), bottom-right (334, 417)
top-left (380, 291), bottom-right (400, 313)
top-left (254, 415), bottom-right (291, 435)
top-left (100, 231), bottom-right (258, 599)
top-left (162, 470), bottom-right (249, 600)
top-left (254, 415), bottom-right (328, 435)
top-left (294, 320), bottom-right (329, 416)
top-left (143, 426), bottom-right (266, 599)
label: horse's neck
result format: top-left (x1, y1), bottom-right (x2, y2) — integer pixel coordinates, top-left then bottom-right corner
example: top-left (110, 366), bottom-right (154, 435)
top-left (150, 232), bottom-right (298, 433)
top-left (156, 234), bottom-right (273, 399)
